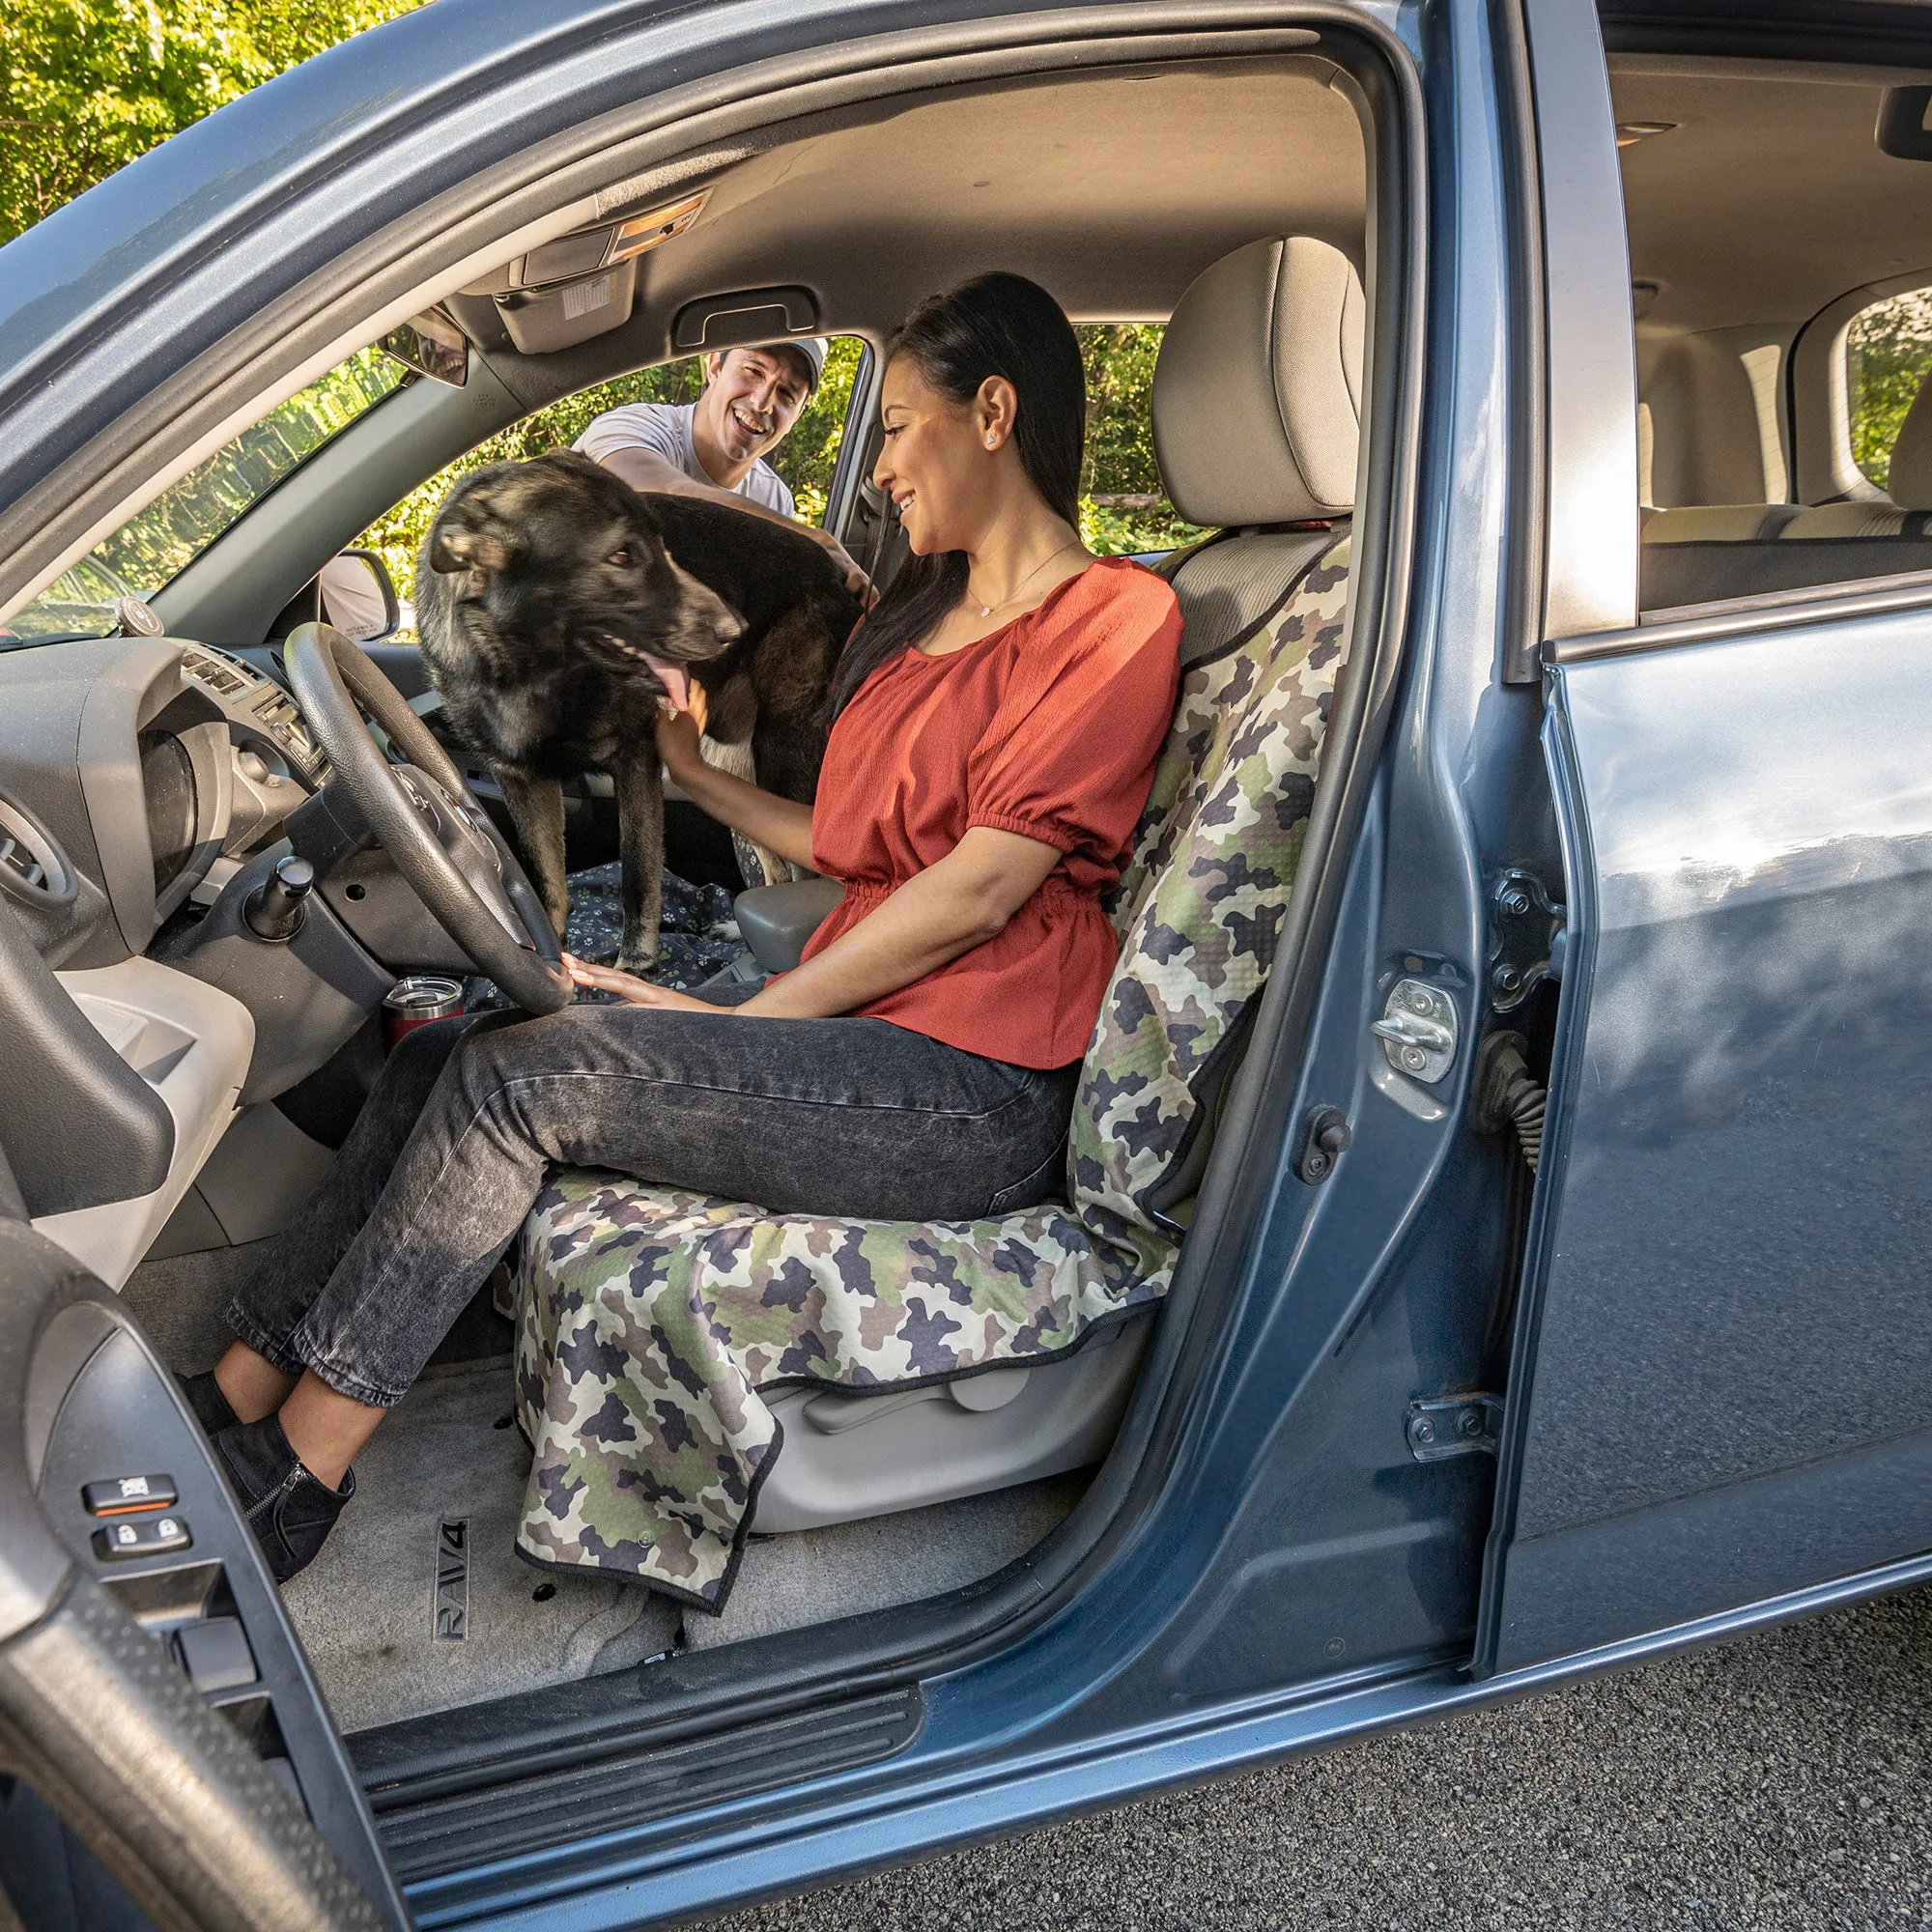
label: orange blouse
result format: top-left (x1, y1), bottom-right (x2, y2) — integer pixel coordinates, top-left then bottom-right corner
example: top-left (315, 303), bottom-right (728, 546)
top-left (800, 557), bottom-right (1182, 1068)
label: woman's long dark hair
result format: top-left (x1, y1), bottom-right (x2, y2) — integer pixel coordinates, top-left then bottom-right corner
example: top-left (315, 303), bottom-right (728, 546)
top-left (828, 270), bottom-right (1086, 716)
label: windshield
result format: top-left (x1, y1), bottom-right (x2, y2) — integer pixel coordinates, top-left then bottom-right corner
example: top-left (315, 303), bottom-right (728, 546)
top-left (1, 345), bottom-right (408, 648)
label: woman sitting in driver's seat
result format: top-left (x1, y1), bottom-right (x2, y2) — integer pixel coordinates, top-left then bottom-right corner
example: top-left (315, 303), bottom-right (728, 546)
top-left (184, 270), bottom-right (1182, 1583)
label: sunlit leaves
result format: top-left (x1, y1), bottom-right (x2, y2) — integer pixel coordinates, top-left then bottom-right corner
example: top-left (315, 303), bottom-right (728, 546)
top-left (1847, 288), bottom-right (1932, 490)
top-left (0, 0), bottom-right (421, 243)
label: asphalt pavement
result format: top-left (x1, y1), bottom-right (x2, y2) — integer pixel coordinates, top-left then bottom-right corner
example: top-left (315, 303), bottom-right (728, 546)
top-left (701, 1581), bottom-right (1932, 1931)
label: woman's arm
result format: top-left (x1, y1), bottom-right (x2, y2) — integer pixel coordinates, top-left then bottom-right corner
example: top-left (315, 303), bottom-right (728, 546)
top-left (656, 708), bottom-right (817, 870)
top-left (742, 825), bottom-right (1060, 1018)
top-left (568, 823), bottom-right (1061, 1017)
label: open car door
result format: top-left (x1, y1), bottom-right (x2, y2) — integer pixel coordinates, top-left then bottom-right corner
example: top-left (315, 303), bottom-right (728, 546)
top-left (1475, 589), bottom-right (1932, 1676)
top-left (0, 1139), bottom-right (410, 1930)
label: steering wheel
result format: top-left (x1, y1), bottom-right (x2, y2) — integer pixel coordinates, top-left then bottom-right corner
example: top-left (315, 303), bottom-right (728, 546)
top-left (283, 622), bottom-right (572, 1014)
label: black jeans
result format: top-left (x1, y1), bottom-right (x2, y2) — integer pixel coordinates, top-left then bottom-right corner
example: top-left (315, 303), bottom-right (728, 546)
top-left (226, 999), bottom-right (1080, 1407)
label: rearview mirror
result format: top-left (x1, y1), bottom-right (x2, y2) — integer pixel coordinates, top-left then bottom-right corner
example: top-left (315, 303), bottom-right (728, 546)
top-left (319, 550), bottom-right (401, 642)
top-left (1877, 86), bottom-right (1932, 160)
top-left (379, 308), bottom-right (469, 385)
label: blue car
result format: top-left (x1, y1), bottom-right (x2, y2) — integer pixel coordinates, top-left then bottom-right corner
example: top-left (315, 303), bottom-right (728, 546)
top-left (1, 0), bottom-right (1928, 1924)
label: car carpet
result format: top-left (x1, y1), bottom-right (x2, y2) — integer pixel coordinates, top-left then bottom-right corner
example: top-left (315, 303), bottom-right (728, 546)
top-left (279, 1357), bottom-right (679, 1736)
top-left (122, 1236), bottom-right (277, 1374)
top-left (275, 1350), bottom-right (1088, 1735)
top-left (680, 1468), bottom-right (1089, 1654)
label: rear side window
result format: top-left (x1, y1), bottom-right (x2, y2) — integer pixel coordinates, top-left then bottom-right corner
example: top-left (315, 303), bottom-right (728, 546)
top-left (1845, 288), bottom-right (1932, 491)
top-left (1077, 324), bottom-right (1205, 556)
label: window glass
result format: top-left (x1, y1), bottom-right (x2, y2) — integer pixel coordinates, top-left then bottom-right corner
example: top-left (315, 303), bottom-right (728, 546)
top-left (356, 337), bottom-right (868, 618)
top-left (356, 325), bottom-right (1204, 625)
top-left (1077, 323), bottom-right (1206, 556)
top-left (3, 346), bottom-right (405, 647)
top-left (1846, 288), bottom-right (1932, 490)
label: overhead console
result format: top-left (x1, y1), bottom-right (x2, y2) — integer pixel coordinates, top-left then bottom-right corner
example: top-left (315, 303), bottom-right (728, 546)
top-left (453, 185), bottom-right (711, 354)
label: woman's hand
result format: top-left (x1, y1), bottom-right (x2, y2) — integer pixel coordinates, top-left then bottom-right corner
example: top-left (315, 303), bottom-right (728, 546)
top-left (646, 706), bottom-right (818, 872)
top-left (564, 952), bottom-right (720, 1011)
top-left (654, 702), bottom-right (705, 783)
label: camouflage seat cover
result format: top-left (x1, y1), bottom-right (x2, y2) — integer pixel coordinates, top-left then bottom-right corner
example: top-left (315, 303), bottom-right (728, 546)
top-left (512, 537), bottom-right (1352, 1608)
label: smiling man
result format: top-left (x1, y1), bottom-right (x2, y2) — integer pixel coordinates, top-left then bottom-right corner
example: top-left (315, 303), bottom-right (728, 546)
top-left (574, 339), bottom-right (867, 591)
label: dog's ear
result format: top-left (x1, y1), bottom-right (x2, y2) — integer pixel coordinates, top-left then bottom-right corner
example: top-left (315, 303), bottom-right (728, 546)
top-left (428, 494), bottom-right (522, 575)
top-left (662, 561), bottom-right (747, 658)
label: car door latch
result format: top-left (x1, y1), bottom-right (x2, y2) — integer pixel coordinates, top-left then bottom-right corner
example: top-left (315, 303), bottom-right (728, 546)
top-left (1489, 867), bottom-right (1565, 1012)
top-left (1372, 980), bottom-right (1458, 1082)
top-left (1406, 1392), bottom-right (1503, 1461)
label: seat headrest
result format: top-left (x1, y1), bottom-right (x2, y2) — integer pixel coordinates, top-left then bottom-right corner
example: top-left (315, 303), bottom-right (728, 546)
top-left (1885, 367), bottom-right (1932, 511)
top-left (1152, 237), bottom-right (1364, 529)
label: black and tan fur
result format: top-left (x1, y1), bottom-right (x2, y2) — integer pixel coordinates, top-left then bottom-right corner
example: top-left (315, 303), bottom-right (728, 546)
top-left (415, 450), bottom-right (860, 971)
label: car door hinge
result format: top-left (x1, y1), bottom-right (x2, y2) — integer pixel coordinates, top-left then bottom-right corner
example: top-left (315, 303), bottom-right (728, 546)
top-left (1406, 1392), bottom-right (1503, 1461)
top-left (1488, 867), bottom-right (1566, 1012)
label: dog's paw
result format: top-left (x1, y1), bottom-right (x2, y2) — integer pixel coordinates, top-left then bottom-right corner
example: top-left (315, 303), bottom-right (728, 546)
top-left (615, 947), bottom-right (661, 977)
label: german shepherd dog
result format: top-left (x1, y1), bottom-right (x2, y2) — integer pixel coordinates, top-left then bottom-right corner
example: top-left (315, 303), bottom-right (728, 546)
top-left (415, 450), bottom-right (860, 972)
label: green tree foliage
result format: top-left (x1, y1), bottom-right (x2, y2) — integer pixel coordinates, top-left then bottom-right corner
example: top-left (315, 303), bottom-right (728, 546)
top-left (102, 347), bottom-right (402, 591)
top-left (1079, 323), bottom-right (1206, 554)
top-left (0, 0), bottom-right (421, 243)
top-left (1847, 289), bottom-right (1932, 489)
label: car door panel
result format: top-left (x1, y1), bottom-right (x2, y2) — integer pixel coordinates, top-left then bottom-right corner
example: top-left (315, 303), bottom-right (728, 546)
top-left (0, 1214), bottom-right (409, 1929)
top-left (1481, 599), bottom-right (1932, 1674)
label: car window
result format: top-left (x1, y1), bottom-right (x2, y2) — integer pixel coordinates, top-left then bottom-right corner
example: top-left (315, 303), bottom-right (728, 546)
top-left (2, 345), bottom-right (405, 647)
top-left (1845, 287), bottom-right (1932, 492)
top-left (1616, 55), bottom-right (1932, 614)
top-left (1076, 323), bottom-right (1205, 558)
top-left (355, 325), bottom-right (1201, 625)
top-left (355, 337), bottom-right (867, 625)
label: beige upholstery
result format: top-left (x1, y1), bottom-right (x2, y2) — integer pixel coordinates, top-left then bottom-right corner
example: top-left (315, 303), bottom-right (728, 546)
top-left (1779, 367), bottom-right (1932, 538)
top-left (1778, 500), bottom-right (1910, 539)
top-left (1153, 236), bottom-right (1363, 527)
top-left (1884, 375), bottom-right (1932, 510)
top-left (1643, 503), bottom-right (1802, 543)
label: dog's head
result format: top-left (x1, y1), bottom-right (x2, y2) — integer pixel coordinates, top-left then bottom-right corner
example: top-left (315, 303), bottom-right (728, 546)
top-left (422, 451), bottom-right (743, 684)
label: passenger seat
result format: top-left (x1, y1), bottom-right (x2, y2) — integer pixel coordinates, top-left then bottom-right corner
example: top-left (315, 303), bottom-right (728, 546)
top-left (1778, 371), bottom-right (1932, 539)
top-left (1642, 503), bottom-right (1801, 543)
top-left (1641, 370), bottom-right (1932, 611)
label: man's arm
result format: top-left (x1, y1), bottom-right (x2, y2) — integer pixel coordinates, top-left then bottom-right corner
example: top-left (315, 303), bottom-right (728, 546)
top-left (597, 445), bottom-right (870, 596)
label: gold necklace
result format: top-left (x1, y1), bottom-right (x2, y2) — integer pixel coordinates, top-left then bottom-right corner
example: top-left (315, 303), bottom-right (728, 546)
top-left (970, 540), bottom-right (1085, 618)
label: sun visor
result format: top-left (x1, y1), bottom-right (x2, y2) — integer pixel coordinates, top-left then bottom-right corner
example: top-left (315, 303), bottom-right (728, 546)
top-left (494, 255), bottom-right (639, 355)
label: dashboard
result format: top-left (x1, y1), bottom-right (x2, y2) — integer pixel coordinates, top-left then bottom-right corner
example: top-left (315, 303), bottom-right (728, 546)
top-left (0, 633), bottom-right (341, 1288)
top-left (0, 633), bottom-right (325, 970)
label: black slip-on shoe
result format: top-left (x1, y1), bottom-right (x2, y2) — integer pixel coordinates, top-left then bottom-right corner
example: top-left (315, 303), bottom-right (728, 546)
top-left (176, 1370), bottom-right (239, 1436)
top-left (211, 1412), bottom-right (355, 1583)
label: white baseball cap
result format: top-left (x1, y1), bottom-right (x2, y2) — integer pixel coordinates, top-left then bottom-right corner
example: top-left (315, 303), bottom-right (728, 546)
top-left (760, 336), bottom-right (827, 393)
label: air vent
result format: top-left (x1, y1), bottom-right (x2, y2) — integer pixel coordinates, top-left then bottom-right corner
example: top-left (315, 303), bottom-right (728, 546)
top-left (0, 795), bottom-right (75, 909)
top-left (0, 796), bottom-right (74, 908)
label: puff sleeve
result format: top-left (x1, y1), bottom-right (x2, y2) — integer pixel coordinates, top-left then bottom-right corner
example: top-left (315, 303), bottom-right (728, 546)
top-left (964, 566), bottom-right (1181, 880)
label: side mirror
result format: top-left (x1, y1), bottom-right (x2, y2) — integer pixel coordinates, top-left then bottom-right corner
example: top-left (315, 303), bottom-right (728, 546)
top-left (318, 549), bottom-right (401, 643)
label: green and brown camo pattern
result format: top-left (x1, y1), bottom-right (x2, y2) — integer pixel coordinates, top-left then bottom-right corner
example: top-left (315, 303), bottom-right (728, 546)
top-left (513, 538), bottom-right (1352, 1609)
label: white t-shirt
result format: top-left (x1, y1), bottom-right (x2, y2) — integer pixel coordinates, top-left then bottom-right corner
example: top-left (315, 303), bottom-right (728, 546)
top-left (573, 402), bottom-right (796, 519)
